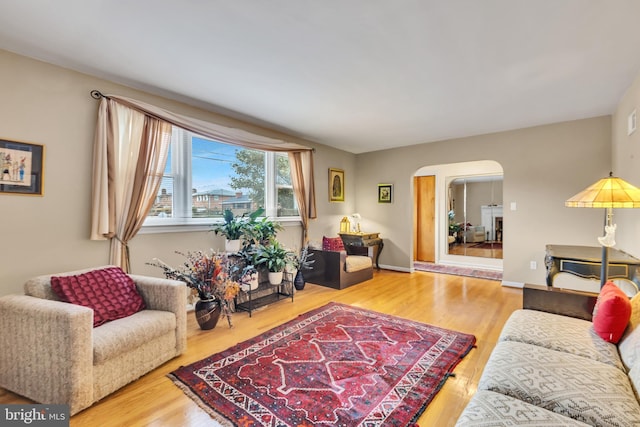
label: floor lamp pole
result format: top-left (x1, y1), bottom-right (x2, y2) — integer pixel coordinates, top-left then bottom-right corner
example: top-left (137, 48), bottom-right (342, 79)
top-left (600, 207), bottom-right (613, 288)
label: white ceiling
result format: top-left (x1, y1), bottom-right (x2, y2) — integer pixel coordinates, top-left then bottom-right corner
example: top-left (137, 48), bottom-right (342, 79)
top-left (2, 1), bottom-right (640, 154)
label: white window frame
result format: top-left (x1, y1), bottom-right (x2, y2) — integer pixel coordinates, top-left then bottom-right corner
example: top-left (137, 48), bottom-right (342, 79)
top-left (141, 128), bottom-right (300, 234)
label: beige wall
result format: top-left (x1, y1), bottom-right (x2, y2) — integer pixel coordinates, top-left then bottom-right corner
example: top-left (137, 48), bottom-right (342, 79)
top-left (0, 49), bottom-right (356, 295)
top-left (0, 47), bottom-right (620, 295)
top-left (355, 116), bottom-right (612, 285)
top-left (612, 69), bottom-right (640, 257)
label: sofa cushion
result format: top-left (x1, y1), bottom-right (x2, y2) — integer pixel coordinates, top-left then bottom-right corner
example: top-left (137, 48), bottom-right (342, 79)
top-left (93, 309), bottom-right (176, 364)
top-left (499, 309), bottom-right (623, 370)
top-left (455, 390), bottom-right (590, 426)
top-left (478, 341), bottom-right (640, 427)
top-left (322, 236), bottom-right (345, 252)
top-left (51, 266), bottom-right (146, 327)
top-left (617, 291), bottom-right (640, 371)
top-left (592, 281), bottom-right (632, 343)
top-left (345, 255), bottom-right (372, 272)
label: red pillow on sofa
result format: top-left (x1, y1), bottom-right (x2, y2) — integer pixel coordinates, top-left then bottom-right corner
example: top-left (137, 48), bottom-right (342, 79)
top-left (51, 266), bottom-right (146, 327)
top-left (322, 236), bottom-right (345, 252)
top-left (592, 281), bottom-right (631, 343)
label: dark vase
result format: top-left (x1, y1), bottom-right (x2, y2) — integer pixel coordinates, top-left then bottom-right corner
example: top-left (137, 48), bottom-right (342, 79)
top-left (294, 270), bottom-right (306, 290)
top-left (195, 298), bottom-right (221, 330)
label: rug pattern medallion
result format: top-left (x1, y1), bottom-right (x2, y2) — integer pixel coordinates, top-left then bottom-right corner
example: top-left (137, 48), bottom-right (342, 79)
top-left (169, 302), bottom-right (476, 426)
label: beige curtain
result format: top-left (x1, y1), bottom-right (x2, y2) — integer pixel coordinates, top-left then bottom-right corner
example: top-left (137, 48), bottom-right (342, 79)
top-left (90, 98), bottom-right (171, 272)
top-left (105, 94), bottom-right (310, 153)
top-left (91, 93), bottom-right (317, 268)
top-left (289, 151), bottom-right (317, 246)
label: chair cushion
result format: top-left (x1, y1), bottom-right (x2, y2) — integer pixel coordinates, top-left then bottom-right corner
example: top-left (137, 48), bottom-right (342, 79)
top-left (345, 255), bottom-right (372, 272)
top-left (51, 266), bottom-right (146, 327)
top-left (478, 341), bottom-right (640, 427)
top-left (322, 236), bottom-right (345, 252)
top-left (93, 309), bottom-right (176, 364)
top-left (592, 281), bottom-right (632, 343)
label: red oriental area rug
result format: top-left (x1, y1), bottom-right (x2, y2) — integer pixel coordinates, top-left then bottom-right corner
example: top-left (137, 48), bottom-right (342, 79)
top-left (168, 302), bottom-right (476, 427)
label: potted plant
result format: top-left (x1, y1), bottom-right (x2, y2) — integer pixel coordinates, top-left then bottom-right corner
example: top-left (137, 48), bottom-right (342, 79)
top-left (212, 209), bottom-right (247, 252)
top-left (243, 208), bottom-right (283, 248)
top-left (147, 250), bottom-right (240, 329)
top-left (289, 244), bottom-right (315, 290)
top-left (255, 239), bottom-right (292, 285)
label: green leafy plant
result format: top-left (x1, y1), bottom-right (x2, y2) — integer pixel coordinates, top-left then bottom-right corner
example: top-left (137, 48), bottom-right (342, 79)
top-left (212, 209), bottom-right (247, 240)
top-left (255, 239), bottom-right (293, 272)
top-left (243, 208), bottom-right (283, 246)
top-left (289, 244), bottom-right (315, 271)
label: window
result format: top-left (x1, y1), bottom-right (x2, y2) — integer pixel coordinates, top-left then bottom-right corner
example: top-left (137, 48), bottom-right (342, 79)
top-left (145, 127), bottom-right (298, 228)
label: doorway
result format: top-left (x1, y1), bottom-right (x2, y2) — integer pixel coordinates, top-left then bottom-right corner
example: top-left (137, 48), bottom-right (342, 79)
top-left (413, 175), bottom-right (435, 262)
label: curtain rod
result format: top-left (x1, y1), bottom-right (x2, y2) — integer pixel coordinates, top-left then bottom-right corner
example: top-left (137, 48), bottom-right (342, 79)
top-left (90, 90), bottom-right (107, 100)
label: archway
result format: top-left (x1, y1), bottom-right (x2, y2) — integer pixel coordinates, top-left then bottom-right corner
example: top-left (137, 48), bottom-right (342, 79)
top-left (413, 160), bottom-right (504, 271)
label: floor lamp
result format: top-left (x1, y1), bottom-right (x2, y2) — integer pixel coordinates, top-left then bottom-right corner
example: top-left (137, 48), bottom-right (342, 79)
top-left (565, 172), bottom-right (640, 288)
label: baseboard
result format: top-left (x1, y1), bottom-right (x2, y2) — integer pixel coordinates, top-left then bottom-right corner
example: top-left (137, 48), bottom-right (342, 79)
top-left (378, 264), bottom-right (413, 273)
top-left (501, 280), bottom-right (524, 288)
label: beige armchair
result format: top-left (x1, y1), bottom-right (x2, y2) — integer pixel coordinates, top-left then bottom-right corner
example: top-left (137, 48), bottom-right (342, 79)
top-left (0, 266), bottom-right (187, 415)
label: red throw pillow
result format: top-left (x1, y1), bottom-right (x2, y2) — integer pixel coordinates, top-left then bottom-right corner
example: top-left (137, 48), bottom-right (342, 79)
top-left (322, 236), bottom-right (345, 252)
top-left (51, 267), bottom-right (146, 327)
top-left (592, 281), bottom-right (631, 343)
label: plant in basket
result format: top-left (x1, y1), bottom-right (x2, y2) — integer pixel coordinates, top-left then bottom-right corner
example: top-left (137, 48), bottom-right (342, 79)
top-left (148, 250), bottom-right (241, 328)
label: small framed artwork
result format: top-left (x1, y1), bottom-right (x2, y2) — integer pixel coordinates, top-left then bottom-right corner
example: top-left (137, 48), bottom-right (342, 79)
top-left (329, 168), bottom-right (345, 202)
top-left (0, 139), bottom-right (45, 196)
top-left (378, 184), bottom-right (393, 203)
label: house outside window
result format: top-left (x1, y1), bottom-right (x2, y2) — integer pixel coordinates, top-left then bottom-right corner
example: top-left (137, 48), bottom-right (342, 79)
top-left (145, 127), bottom-right (298, 228)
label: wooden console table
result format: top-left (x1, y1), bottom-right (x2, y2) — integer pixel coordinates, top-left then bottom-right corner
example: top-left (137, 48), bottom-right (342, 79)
top-left (545, 244), bottom-right (640, 292)
top-left (339, 232), bottom-right (383, 269)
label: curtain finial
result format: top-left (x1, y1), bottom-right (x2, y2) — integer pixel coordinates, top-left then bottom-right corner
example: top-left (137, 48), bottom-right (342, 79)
top-left (90, 90), bottom-right (104, 100)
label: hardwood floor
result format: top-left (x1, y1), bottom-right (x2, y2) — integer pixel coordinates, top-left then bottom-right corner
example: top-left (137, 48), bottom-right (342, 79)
top-left (448, 242), bottom-right (503, 259)
top-left (0, 269), bottom-right (523, 426)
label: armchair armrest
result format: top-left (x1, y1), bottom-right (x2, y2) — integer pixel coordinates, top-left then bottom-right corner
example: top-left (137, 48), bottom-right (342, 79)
top-left (0, 295), bottom-right (93, 413)
top-left (129, 274), bottom-right (188, 354)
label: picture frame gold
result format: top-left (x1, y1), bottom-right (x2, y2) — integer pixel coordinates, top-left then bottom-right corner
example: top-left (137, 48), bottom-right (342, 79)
top-left (329, 168), bottom-right (344, 202)
top-left (378, 184), bottom-right (392, 203)
top-left (0, 139), bottom-right (45, 196)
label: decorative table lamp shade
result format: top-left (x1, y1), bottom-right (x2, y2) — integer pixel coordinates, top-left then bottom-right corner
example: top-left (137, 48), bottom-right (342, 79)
top-left (565, 174), bottom-right (640, 208)
top-left (565, 172), bottom-right (640, 286)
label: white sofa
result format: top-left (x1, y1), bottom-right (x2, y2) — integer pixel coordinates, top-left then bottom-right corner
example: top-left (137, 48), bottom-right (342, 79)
top-left (0, 266), bottom-right (187, 415)
top-left (456, 293), bottom-right (640, 426)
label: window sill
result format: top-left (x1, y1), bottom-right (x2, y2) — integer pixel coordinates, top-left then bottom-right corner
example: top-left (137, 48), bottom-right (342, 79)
top-left (139, 217), bottom-right (302, 234)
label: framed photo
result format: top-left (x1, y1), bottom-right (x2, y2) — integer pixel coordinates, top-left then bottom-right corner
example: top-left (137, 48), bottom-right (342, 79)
top-left (378, 184), bottom-right (393, 203)
top-left (329, 168), bottom-right (344, 202)
top-left (0, 139), bottom-right (45, 196)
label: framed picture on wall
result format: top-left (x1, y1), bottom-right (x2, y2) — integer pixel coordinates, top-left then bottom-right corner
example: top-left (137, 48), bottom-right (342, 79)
top-left (0, 139), bottom-right (45, 196)
top-left (378, 184), bottom-right (393, 203)
top-left (329, 168), bottom-right (344, 202)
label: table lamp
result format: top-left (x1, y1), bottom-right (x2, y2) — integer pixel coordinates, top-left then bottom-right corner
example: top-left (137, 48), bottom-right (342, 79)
top-left (565, 172), bottom-right (640, 287)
